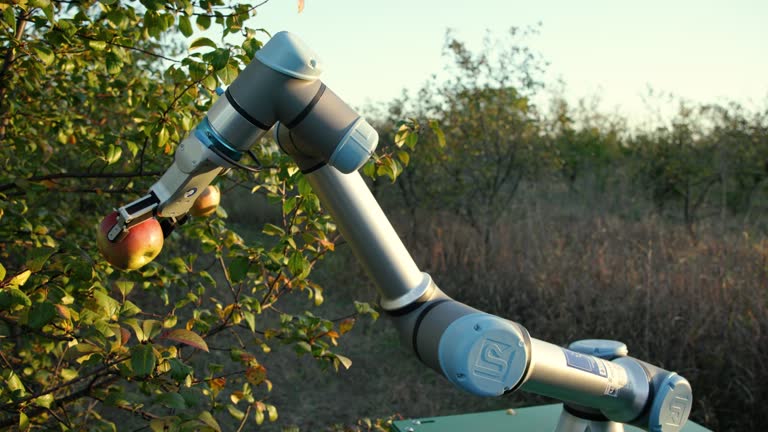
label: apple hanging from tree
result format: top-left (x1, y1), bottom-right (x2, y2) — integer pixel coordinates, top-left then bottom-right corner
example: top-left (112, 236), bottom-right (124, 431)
top-left (190, 185), bottom-right (220, 217)
top-left (96, 211), bottom-right (164, 270)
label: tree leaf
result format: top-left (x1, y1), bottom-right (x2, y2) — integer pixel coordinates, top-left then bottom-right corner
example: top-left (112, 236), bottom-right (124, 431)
top-left (0, 262), bottom-right (5, 281)
top-left (28, 301), bottom-right (56, 329)
top-left (19, 411), bottom-right (29, 432)
top-left (242, 310), bottom-right (256, 333)
top-left (105, 144), bottom-right (122, 165)
top-left (197, 412), bottom-right (221, 432)
top-left (335, 354), bottom-right (352, 370)
top-left (25, 246), bottom-right (56, 272)
top-left (190, 37), bottom-right (216, 50)
top-left (429, 119), bottom-right (446, 148)
top-left (266, 404), bottom-right (278, 422)
top-left (34, 46), bottom-right (54, 66)
top-left (228, 256), bottom-right (249, 283)
top-left (115, 280), bottom-right (134, 298)
top-left (262, 223), bottom-right (285, 237)
top-left (397, 150), bottom-right (410, 166)
top-left (7, 270), bottom-right (31, 288)
top-left (339, 318), bottom-right (355, 335)
top-left (130, 344), bottom-right (156, 377)
top-left (156, 392), bottom-right (187, 409)
top-left (142, 319), bottom-right (163, 340)
top-left (227, 404), bottom-right (245, 421)
top-left (196, 14), bottom-right (211, 30)
top-left (162, 329), bottom-right (209, 352)
top-left (178, 15), bottom-right (193, 37)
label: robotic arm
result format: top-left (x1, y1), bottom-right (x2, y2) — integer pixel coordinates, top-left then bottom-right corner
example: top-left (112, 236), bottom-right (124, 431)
top-left (105, 32), bottom-right (376, 241)
top-left (105, 32), bottom-right (693, 432)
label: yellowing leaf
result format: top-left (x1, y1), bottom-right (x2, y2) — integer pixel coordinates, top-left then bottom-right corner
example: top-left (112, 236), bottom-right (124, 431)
top-left (190, 37), bottom-right (216, 50)
top-left (162, 329), bottom-right (209, 352)
top-left (339, 318), bottom-right (355, 335)
top-left (8, 270), bottom-right (31, 288)
top-left (198, 411), bottom-right (221, 432)
top-left (266, 404), bottom-right (278, 422)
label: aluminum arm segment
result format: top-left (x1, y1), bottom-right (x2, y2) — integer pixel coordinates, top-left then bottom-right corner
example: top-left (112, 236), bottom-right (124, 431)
top-left (302, 165), bottom-right (692, 432)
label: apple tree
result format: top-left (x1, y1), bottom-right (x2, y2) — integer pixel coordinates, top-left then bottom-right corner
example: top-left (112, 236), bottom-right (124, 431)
top-left (0, 1), bottom-right (404, 430)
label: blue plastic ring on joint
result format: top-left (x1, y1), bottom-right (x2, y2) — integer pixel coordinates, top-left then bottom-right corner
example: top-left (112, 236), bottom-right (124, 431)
top-left (194, 116), bottom-right (243, 162)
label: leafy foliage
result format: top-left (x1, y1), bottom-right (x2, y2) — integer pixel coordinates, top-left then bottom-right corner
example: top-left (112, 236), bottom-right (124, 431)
top-left (0, 1), bottom-right (404, 430)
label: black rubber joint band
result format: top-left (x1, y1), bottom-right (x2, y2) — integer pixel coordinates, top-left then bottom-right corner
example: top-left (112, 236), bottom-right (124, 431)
top-left (563, 404), bottom-right (610, 422)
top-left (225, 89), bottom-right (271, 131)
top-left (285, 83), bottom-right (326, 129)
top-left (411, 299), bottom-right (452, 362)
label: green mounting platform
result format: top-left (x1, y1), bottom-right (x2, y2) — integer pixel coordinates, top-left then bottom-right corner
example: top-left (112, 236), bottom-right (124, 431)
top-left (391, 404), bottom-right (711, 432)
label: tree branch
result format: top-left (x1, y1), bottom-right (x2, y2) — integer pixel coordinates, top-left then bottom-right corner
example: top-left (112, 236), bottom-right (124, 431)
top-left (0, 170), bottom-right (162, 193)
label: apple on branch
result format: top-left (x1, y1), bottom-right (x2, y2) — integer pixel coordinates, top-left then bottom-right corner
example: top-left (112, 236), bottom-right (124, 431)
top-left (96, 211), bottom-right (164, 271)
top-left (190, 185), bottom-right (220, 218)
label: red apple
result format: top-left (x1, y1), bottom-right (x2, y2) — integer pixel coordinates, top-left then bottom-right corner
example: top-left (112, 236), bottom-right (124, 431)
top-left (190, 185), bottom-right (220, 217)
top-left (96, 211), bottom-right (164, 271)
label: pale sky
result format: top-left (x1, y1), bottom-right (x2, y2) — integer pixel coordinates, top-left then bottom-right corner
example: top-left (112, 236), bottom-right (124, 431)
top-left (225, 0), bottom-right (768, 121)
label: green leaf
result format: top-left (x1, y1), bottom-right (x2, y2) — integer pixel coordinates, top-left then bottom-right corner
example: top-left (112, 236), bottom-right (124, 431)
top-left (116, 280), bottom-right (134, 298)
top-left (92, 291), bottom-right (121, 319)
top-left (105, 144), bottom-right (122, 165)
top-left (142, 319), bottom-right (163, 340)
top-left (362, 160), bottom-right (376, 178)
top-left (88, 40), bottom-right (107, 51)
top-left (227, 404), bottom-right (245, 421)
top-left (162, 329), bottom-right (209, 352)
top-left (262, 223), bottom-right (285, 237)
top-left (242, 310), bottom-right (256, 333)
top-left (156, 392), bottom-right (187, 409)
top-left (295, 341), bottom-right (311, 354)
top-left (228, 256), bottom-right (250, 283)
top-left (190, 37), bottom-right (216, 50)
top-left (216, 63), bottom-right (239, 85)
top-left (157, 126), bottom-right (169, 148)
top-left (288, 252), bottom-right (309, 280)
top-left (106, 51), bottom-right (123, 75)
top-left (25, 246), bottom-right (56, 272)
top-left (150, 417), bottom-right (181, 432)
top-left (28, 301), bottom-right (56, 329)
top-left (197, 412), bottom-right (221, 432)
top-left (33, 393), bottom-right (54, 408)
top-left (242, 38), bottom-right (262, 59)
top-left (130, 344), bottom-right (156, 377)
top-left (203, 48), bottom-right (230, 70)
top-left (196, 14), bottom-right (211, 30)
top-left (397, 150), bottom-right (410, 166)
top-left (19, 411), bottom-right (29, 432)
top-left (179, 15), bottom-right (193, 37)
top-left (33, 46), bottom-right (54, 66)
top-left (394, 123), bottom-right (410, 148)
top-left (429, 119), bottom-right (446, 148)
